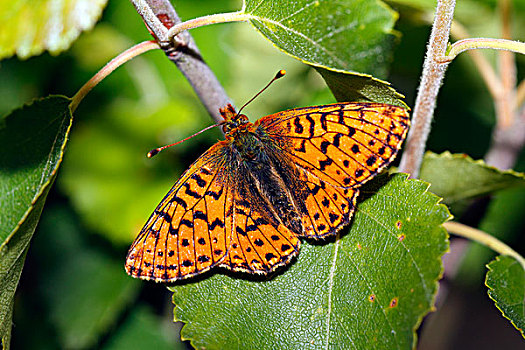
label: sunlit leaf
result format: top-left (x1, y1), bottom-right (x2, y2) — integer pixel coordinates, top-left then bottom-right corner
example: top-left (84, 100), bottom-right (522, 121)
top-left (0, 0), bottom-right (108, 59)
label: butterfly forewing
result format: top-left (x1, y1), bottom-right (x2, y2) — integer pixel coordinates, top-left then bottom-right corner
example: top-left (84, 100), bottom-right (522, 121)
top-left (126, 143), bottom-right (231, 282)
top-left (258, 102), bottom-right (410, 238)
top-left (259, 103), bottom-right (410, 189)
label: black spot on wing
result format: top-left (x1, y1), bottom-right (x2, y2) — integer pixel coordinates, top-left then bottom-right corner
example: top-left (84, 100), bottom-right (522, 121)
top-left (180, 219), bottom-right (194, 228)
top-left (173, 196), bottom-right (188, 209)
top-left (154, 210), bottom-right (172, 223)
top-left (183, 183), bottom-right (200, 199)
top-left (193, 210), bottom-right (206, 220)
top-left (191, 173), bottom-right (207, 187)
top-left (320, 140), bottom-right (330, 154)
top-left (209, 217), bottom-right (225, 230)
top-left (236, 226), bottom-right (247, 237)
top-left (332, 133), bottom-right (342, 147)
top-left (205, 187), bottom-right (223, 200)
top-left (366, 155), bottom-right (377, 166)
top-left (306, 115), bottom-right (315, 137)
top-left (319, 157), bottom-right (333, 171)
top-left (295, 139), bottom-right (306, 153)
top-left (294, 117), bottom-right (303, 134)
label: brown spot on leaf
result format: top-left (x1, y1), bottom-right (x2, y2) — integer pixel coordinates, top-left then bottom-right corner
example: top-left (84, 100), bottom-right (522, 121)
top-left (396, 220), bottom-right (402, 229)
top-left (389, 297), bottom-right (398, 308)
top-left (369, 294), bottom-right (376, 302)
top-left (398, 234), bottom-right (405, 241)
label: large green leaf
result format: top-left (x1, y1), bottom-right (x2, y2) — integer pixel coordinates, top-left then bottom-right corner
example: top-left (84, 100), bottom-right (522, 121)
top-left (0, 96), bottom-right (72, 349)
top-left (0, 0), bottom-right (108, 59)
top-left (419, 151), bottom-right (525, 205)
top-left (170, 174), bottom-right (450, 349)
top-left (242, 0), bottom-right (404, 106)
top-left (485, 255), bottom-right (525, 338)
top-left (244, 0), bottom-right (397, 77)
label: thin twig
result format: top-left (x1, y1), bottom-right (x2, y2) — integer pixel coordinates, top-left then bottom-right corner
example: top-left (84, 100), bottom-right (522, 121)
top-left (496, 0), bottom-right (516, 129)
top-left (166, 12), bottom-right (248, 40)
top-left (398, 0), bottom-right (456, 177)
top-left (129, 0), bottom-right (233, 125)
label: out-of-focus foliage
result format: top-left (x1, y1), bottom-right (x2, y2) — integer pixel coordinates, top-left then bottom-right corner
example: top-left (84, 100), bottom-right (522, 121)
top-left (1, 0), bottom-right (524, 348)
top-left (0, 0), bottom-right (107, 59)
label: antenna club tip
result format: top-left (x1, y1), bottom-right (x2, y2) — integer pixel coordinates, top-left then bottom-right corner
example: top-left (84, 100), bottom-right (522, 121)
top-left (147, 148), bottom-right (160, 158)
top-left (276, 70), bottom-right (286, 78)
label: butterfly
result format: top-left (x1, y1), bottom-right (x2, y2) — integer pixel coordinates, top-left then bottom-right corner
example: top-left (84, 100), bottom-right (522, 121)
top-left (125, 100), bottom-right (410, 282)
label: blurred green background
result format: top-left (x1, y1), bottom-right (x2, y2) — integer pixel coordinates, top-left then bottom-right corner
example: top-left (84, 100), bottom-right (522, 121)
top-left (1, 0), bottom-right (524, 348)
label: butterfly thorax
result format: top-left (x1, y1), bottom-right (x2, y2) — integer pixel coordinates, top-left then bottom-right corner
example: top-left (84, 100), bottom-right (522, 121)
top-left (218, 107), bottom-right (309, 235)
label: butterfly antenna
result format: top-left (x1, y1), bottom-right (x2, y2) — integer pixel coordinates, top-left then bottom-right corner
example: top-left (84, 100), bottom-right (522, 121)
top-left (147, 123), bottom-right (221, 158)
top-left (236, 70), bottom-right (286, 116)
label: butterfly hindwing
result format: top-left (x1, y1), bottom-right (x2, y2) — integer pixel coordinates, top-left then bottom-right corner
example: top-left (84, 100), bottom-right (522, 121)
top-left (300, 171), bottom-right (359, 238)
top-left (218, 190), bottom-right (300, 274)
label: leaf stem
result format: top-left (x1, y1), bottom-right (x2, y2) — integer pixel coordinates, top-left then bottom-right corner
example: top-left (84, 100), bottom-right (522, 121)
top-left (70, 40), bottom-right (160, 113)
top-left (444, 222), bottom-right (525, 270)
top-left (166, 11), bottom-right (250, 42)
top-left (398, 0), bottom-right (455, 177)
top-left (438, 38), bottom-right (525, 63)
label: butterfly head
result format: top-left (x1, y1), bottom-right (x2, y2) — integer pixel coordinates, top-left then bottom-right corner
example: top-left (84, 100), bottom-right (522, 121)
top-left (219, 104), bottom-right (250, 134)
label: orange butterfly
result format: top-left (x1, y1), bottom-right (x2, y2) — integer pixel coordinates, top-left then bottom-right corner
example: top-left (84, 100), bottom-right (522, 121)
top-left (126, 94), bottom-right (410, 283)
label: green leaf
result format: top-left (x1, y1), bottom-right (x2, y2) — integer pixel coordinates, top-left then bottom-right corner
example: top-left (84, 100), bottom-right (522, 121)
top-left (316, 67), bottom-right (408, 107)
top-left (244, 0), bottom-right (397, 77)
top-left (485, 255), bottom-right (525, 338)
top-left (419, 151), bottom-right (525, 205)
top-left (32, 204), bottom-right (140, 349)
top-left (243, 0), bottom-right (405, 106)
top-left (0, 96), bottom-right (72, 349)
top-left (170, 174), bottom-right (450, 349)
top-left (0, 0), bottom-right (108, 59)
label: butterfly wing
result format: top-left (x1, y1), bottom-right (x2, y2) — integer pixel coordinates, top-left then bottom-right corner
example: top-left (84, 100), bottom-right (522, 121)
top-left (258, 102), bottom-right (410, 238)
top-left (126, 142), bottom-right (233, 282)
top-left (217, 178), bottom-right (301, 275)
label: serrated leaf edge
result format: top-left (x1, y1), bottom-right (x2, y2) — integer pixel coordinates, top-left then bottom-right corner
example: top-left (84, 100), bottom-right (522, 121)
top-left (363, 173), bottom-right (452, 348)
top-left (423, 151), bottom-right (525, 202)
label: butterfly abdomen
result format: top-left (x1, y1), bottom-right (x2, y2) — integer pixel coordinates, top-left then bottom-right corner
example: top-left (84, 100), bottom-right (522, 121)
top-left (231, 131), bottom-right (306, 236)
